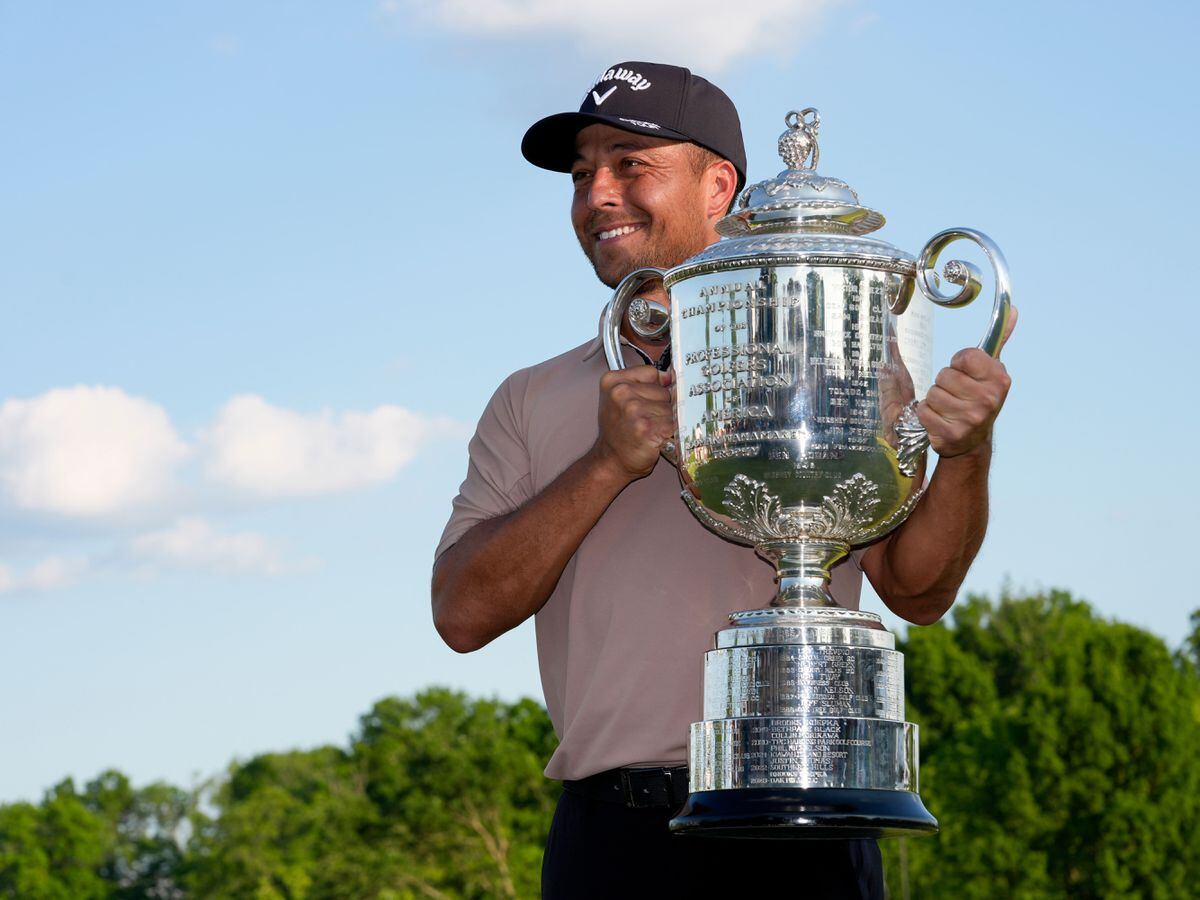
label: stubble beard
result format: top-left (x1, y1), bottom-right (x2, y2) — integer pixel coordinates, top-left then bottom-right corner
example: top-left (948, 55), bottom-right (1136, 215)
top-left (582, 227), bottom-right (711, 289)
top-left (587, 245), bottom-right (668, 289)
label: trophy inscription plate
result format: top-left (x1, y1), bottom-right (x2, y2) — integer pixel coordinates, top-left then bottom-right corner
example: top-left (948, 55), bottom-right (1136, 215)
top-left (703, 645), bottom-right (904, 720)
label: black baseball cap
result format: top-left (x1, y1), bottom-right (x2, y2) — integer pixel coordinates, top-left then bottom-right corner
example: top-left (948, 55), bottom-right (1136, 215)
top-left (521, 61), bottom-right (747, 192)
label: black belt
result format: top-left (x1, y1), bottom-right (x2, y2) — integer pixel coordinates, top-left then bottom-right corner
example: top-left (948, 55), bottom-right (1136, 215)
top-left (563, 765), bottom-right (690, 810)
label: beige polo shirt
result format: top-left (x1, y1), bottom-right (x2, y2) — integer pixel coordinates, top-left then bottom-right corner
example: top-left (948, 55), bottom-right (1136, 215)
top-left (435, 333), bottom-right (865, 781)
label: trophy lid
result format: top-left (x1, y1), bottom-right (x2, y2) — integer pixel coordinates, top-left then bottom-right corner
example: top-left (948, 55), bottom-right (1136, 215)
top-left (673, 107), bottom-right (913, 276)
top-left (716, 108), bottom-right (886, 238)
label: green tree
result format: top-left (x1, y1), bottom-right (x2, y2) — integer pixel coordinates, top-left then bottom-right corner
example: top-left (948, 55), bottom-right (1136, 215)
top-left (82, 770), bottom-right (192, 899)
top-left (1182, 608), bottom-right (1200, 672)
top-left (184, 745), bottom-right (377, 899)
top-left (0, 779), bottom-right (110, 899)
top-left (0, 771), bottom-right (192, 900)
top-left (185, 688), bottom-right (558, 899)
top-left (351, 687), bottom-right (559, 899)
top-left (884, 590), bottom-right (1200, 899)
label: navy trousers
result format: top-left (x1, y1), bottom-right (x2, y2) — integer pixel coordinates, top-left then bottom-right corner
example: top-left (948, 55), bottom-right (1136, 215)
top-left (541, 786), bottom-right (885, 898)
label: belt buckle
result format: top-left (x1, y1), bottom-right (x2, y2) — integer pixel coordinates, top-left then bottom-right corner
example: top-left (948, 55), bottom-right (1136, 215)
top-left (621, 767), bottom-right (673, 808)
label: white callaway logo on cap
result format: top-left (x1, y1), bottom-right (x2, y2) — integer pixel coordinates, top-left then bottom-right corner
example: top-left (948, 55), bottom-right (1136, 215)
top-left (591, 85), bottom-right (618, 105)
top-left (586, 66), bottom-right (653, 101)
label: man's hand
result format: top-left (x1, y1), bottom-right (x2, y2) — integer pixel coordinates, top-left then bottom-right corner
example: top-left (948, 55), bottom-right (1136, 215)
top-left (916, 307), bottom-right (1017, 458)
top-left (592, 366), bottom-right (675, 482)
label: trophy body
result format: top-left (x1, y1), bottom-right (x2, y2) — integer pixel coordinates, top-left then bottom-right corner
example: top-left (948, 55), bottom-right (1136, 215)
top-left (602, 109), bottom-right (1012, 838)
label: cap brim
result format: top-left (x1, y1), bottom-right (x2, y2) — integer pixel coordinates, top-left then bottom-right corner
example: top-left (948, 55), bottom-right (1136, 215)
top-left (521, 112), bottom-right (692, 174)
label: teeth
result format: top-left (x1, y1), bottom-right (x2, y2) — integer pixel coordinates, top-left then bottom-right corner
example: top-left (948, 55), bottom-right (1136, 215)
top-left (598, 225), bottom-right (640, 240)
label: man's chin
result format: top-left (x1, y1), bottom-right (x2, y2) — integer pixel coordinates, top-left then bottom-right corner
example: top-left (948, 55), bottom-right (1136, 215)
top-left (585, 243), bottom-right (698, 289)
top-left (596, 269), bottom-right (621, 289)
top-left (592, 257), bottom-right (658, 290)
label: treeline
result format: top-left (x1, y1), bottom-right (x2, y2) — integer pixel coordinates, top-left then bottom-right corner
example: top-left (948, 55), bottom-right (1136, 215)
top-left (2, 590), bottom-right (1198, 898)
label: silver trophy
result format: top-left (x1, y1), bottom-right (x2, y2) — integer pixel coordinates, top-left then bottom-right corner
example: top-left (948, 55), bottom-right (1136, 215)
top-left (601, 108), bottom-right (1011, 838)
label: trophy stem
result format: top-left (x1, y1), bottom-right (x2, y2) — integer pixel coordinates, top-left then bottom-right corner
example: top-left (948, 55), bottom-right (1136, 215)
top-left (757, 539), bottom-right (848, 608)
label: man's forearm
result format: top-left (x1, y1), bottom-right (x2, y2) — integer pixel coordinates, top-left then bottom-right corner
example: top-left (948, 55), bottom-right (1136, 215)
top-left (432, 448), bottom-right (634, 653)
top-left (868, 441), bottom-right (992, 625)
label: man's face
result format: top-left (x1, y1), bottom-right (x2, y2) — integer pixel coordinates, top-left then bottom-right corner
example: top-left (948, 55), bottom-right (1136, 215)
top-left (570, 123), bottom-right (718, 288)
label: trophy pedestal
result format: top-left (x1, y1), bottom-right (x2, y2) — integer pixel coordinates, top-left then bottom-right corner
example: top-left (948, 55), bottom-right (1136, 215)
top-left (669, 607), bottom-right (937, 839)
top-left (670, 787), bottom-right (937, 839)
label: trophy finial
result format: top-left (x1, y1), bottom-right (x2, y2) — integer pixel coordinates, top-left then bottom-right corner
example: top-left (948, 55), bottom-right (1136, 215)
top-left (779, 108), bottom-right (820, 171)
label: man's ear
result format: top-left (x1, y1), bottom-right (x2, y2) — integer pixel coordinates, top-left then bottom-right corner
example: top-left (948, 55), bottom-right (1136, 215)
top-left (706, 159), bottom-right (739, 222)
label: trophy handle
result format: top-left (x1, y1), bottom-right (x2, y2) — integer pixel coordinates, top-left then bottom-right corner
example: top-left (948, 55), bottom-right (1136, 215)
top-left (600, 266), bottom-right (677, 462)
top-left (915, 227), bottom-right (1012, 357)
top-left (601, 266), bottom-right (669, 371)
top-left (895, 228), bottom-right (1013, 475)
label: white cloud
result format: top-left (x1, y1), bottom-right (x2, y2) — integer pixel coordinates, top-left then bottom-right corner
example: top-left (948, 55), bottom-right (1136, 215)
top-left (0, 386), bottom-right (190, 517)
top-left (203, 394), bottom-right (457, 498)
top-left (130, 517), bottom-right (302, 576)
top-left (391, 0), bottom-right (843, 70)
top-left (0, 556), bottom-right (89, 595)
top-left (26, 556), bottom-right (90, 590)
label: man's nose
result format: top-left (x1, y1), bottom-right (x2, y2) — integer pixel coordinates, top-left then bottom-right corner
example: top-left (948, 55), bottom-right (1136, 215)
top-left (587, 166), bottom-right (621, 209)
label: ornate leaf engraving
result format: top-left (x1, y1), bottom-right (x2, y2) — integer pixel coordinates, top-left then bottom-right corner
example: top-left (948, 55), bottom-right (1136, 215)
top-left (723, 474), bottom-right (783, 536)
top-left (718, 473), bottom-right (883, 543)
top-left (895, 401), bottom-right (930, 477)
top-left (822, 474), bottom-right (882, 540)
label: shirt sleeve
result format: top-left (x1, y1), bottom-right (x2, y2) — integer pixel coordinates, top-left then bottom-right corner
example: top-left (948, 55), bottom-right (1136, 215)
top-left (433, 370), bottom-right (534, 565)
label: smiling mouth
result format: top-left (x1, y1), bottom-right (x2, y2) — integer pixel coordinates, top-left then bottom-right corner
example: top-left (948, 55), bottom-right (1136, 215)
top-left (595, 224), bottom-right (644, 242)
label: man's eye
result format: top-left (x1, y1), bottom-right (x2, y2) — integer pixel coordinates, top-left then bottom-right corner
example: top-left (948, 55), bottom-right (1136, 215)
top-left (571, 170), bottom-right (590, 183)
top-left (621, 158), bottom-right (643, 169)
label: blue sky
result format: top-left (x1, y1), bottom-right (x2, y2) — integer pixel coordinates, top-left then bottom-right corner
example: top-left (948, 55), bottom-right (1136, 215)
top-left (1, 0), bottom-right (1197, 803)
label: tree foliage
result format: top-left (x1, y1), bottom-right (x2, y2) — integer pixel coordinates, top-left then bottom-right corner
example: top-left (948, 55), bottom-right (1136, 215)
top-left (1, 593), bottom-right (1197, 898)
top-left (0, 772), bottom-right (191, 899)
top-left (884, 590), bottom-right (1200, 899)
top-left (182, 688), bottom-right (558, 899)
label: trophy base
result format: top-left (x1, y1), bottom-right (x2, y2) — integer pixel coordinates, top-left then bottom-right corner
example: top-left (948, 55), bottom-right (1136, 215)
top-left (668, 788), bottom-right (938, 839)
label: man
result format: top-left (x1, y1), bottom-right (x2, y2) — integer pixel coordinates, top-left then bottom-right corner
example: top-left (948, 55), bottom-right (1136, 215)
top-left (432, 61), bottom-right (1015, 898)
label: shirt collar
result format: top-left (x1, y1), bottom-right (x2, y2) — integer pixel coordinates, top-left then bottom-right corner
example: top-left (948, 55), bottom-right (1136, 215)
top-left (580, 338), bottom-right (603, 362)
top-left (580, 306), bottom-right (608, 362)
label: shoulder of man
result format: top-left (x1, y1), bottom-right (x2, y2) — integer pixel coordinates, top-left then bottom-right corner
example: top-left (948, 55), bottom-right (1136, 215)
top-left (490, 335), bottom-right (604, 411)
top-left (432, 335), bottom-right (601, 566)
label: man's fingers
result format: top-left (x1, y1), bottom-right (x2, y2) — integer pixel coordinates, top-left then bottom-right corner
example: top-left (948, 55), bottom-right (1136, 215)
top-left (599, 365), bottom-right (666, 390)
top-left (921, 381), bottom-right (1002, 435)
top-left (621, 397), bottom-right (676, 420)
top-left (608, 381), bottom-right (673, 405)
top-left (949, 347), bottom-right (1010, 384)
top-left (932, 366), bottom-right (979, 401)
top-left (920, 386), bottom-right (972, 423)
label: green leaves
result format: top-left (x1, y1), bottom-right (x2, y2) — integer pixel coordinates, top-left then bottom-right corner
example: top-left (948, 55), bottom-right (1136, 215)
top-left (886, 590), bottom-right (1200, 899)
top-left (182, 689), bottom-right (559, 899)
top-left (0, 773), bottom-right (188, 900)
